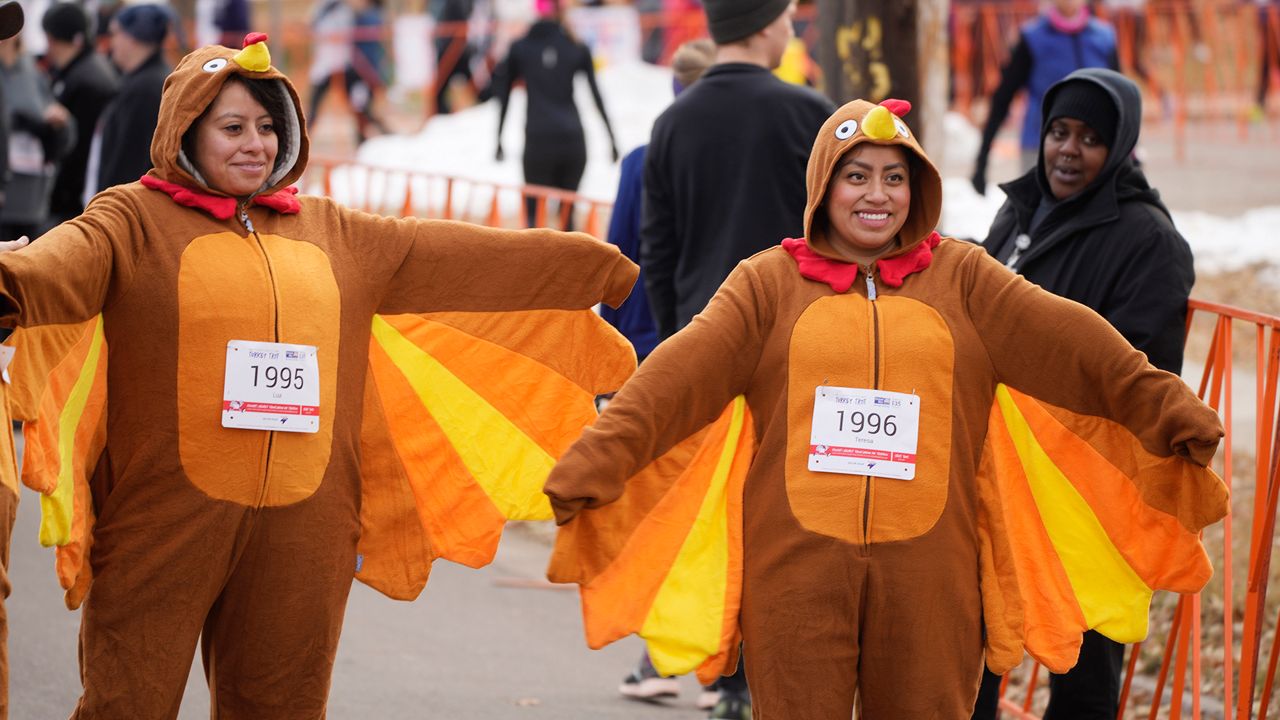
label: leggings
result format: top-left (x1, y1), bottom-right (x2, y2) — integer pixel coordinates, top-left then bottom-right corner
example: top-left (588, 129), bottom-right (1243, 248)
top-left (522, 134), bottom-right (586, 231)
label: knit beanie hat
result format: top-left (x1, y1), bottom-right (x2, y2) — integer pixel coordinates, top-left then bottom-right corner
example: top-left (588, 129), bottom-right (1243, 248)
top-left (42, 2), bottom-right (91, 42)
top-left (0, 2), bottom-right (23, 41)
top-left (1044, 79), bottom-right (1118, 149)
top-left (703, 0), bottom-right (790, 44)
top-left (114, 4), bottom-right (170, 45)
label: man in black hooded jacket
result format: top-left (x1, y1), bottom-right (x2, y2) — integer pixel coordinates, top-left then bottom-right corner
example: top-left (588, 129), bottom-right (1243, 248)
top-left (973, 67), bottom-right (1195, 720)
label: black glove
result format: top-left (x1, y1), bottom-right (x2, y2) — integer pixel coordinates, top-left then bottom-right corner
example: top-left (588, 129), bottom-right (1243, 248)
top-left (610, 143), bottom-right (620, 163)
top-left (495, 145), bottom-right (505, 162)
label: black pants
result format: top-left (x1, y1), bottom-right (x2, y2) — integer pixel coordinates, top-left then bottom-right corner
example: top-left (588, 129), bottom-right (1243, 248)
top-left (714, 652), bottom-right (749, 694)
top-left (971, 631), bottom-right (1125, 719)
top-left (522, 135), bottom-right (586, 230)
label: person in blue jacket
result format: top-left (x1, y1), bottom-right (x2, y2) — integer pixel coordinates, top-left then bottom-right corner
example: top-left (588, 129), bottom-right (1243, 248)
top-left (970, 0), bottom-right (1116, 195)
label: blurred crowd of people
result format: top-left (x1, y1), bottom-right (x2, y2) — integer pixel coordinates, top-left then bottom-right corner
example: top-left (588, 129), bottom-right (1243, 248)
top-left (0, 1), bottom-right (175, 242)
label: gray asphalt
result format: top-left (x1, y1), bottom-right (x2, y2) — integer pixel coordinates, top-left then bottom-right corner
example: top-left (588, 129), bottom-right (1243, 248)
top-left (7, 433), bottom-right (710, 718)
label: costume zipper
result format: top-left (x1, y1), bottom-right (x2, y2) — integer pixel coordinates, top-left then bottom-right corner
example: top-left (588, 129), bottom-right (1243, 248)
top-left (241, 202), bottom-right (278, 508)
top-left (863, 267), bottom-right (880, 548)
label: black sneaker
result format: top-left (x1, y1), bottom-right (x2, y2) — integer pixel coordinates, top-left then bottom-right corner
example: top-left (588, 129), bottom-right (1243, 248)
top-left (617, 660), bottom-right (680, 702)
top-left (708, 692), bottom-right (751, 720)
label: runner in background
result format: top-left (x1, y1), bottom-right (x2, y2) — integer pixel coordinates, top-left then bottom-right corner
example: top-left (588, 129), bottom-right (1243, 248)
top-left (970, 0), bottom-right (1116, 195)
top-left (493, 0), bottom-right (619, 231)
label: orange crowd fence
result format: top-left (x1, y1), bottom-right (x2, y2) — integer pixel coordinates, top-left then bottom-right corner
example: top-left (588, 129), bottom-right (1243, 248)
top-left (303, 155), bottom-right (611, 237)
top-left (994, 299), bottom-right (1280, 719)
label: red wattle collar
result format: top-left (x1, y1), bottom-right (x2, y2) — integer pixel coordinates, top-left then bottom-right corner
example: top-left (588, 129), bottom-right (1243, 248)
top-left (140, 175), bottom-right (302, 219)
top-left (782, 232), bottom-right (941, 292)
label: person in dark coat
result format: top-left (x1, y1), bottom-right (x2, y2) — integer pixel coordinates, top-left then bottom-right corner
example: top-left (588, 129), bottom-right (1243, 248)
top-left (40, 2), bottom-right (119, 226)
top-left (0, 30), bottom-right (76, 240)
top-left (89, 3), bottom-right (171, 196)
top-left (972, 67), bottom-right (1195, 720)
top-left (641, 0), bottom-right (834, 342)
top-left (492, 0), bottom-right (619, 231)
top-left (0, 1), bottom-right (24, 215)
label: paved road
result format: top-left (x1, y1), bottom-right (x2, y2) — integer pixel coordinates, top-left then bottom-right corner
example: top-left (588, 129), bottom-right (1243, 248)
top-left (7, 450), bottom-right (710, 718)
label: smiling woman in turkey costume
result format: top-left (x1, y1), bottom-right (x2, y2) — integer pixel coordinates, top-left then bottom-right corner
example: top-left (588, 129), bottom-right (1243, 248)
top-left (0, 34), bottom-right (638, 718)
top-left (544, 98), bottom-right (1228, 717)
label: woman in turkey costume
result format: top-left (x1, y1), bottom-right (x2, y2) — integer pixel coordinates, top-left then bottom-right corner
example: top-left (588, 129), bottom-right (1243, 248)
top-left (544, 98), bottom-right (1228, 716)
top-left (0, 34), bottom-right (637, 718)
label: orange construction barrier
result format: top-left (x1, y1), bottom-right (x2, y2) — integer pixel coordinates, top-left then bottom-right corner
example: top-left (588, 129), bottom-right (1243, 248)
top-left (993, 298), bottom-right (1280, 719)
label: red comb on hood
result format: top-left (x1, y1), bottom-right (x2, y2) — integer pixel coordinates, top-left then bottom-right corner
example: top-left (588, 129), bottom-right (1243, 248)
top-left (879, 99), bottom-right (912, 117)
top-left (243, 32), bottom-right (268, 47)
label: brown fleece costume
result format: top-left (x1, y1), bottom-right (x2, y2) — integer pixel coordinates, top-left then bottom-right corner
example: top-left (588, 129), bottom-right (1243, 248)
top-left (544, 100), bottom-right (1226, 717)
top-left (0, 382), bottom-right (16, 720)
top-left (0, 38), bottom-right (635, 719)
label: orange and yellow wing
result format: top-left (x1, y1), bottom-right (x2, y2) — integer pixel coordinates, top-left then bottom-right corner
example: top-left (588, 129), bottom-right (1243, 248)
top-left (356, 309), bottom-right (636, 600)
top-left (6, 318), bottom-right (108, 609)
top-left (548, 397), bottom-right (755, 685)
top-left (978, 383), bottom-right (1228, 673)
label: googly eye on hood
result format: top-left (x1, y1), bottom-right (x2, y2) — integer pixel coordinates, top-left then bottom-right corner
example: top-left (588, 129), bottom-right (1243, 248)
top-left (802, 98), bottom-right (942, 262)
top-left (149, 33), bottom-right (309, 198)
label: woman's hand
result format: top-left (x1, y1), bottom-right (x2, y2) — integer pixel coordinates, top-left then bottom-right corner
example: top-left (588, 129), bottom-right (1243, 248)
top-left (0, 237), bottom-right (30, 252)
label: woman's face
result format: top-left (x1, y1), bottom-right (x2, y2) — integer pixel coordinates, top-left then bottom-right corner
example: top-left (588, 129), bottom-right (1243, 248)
top-left (1042, 117), bottom-right (1108, 200)
top-left (191, 80), bottom-right (278, 198)
top-left (823, 143), bottom-right (911, 266)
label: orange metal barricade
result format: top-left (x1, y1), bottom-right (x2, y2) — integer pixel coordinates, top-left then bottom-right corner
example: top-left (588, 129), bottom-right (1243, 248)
top-left (994, 299), bottom-right (1280, 719)
top-left (304, 155), bottom-right (610, 239)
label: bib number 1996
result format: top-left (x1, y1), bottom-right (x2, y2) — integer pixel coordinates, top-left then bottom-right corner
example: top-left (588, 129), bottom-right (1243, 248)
top-left (808, 386), bottom-right (920, 480)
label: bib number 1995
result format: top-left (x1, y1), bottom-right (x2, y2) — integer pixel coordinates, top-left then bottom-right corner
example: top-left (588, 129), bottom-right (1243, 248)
top-left (222, 340), bottom-right (320, 433)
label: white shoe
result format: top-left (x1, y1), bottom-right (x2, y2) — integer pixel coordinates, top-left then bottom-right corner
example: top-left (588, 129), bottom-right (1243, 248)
top-left (618, 669), bottom-right (680, 702)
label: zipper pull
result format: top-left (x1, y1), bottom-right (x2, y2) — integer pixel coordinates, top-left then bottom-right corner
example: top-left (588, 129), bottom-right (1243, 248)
top-left (864, 267), bottom-right (877, 301)
top-left (239, 206), bottom-right (255, 234)
top-left (1005, 233), bottom-right (1030, 270)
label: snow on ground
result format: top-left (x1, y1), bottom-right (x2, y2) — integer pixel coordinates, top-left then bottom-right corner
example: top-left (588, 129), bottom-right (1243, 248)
top-left (355, 61), bottom-right (1279, 274)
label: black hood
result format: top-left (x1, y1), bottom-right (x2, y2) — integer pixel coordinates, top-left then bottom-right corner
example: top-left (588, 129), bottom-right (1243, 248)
top-left (1035, 68), bottom-right (1140, 199)
top-left (1004, 67), bottom-right (1170, 222)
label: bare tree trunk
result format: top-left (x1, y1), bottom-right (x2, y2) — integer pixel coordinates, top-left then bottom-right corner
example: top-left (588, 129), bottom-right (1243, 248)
top-left (817, 0), bottom-right (948, 153)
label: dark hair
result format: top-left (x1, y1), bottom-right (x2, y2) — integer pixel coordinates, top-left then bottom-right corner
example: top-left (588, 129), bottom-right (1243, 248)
top-left (181, 74), bottom-right (291, 178)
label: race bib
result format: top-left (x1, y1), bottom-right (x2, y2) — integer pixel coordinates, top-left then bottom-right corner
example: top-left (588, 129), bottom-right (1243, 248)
top-left (807, 386), bottom-right (920, 480)
top-left (222, 340), bottom-right (320, 433)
